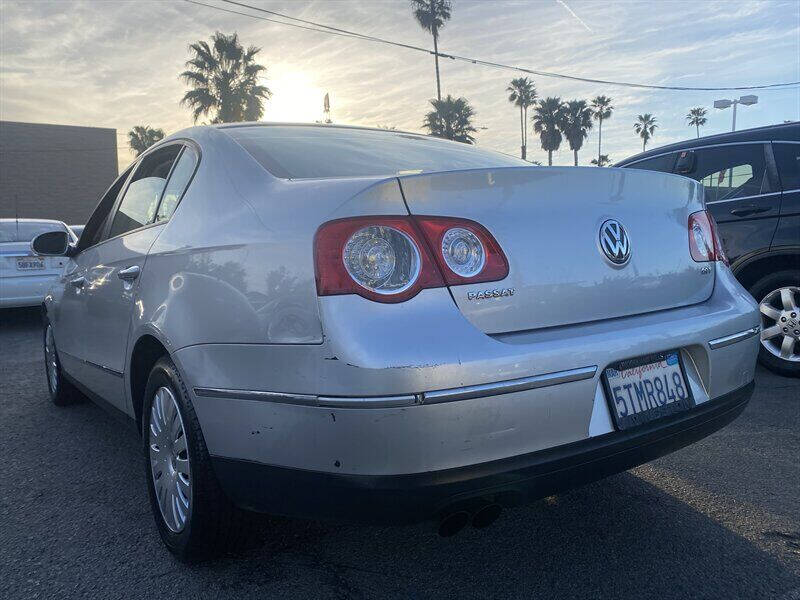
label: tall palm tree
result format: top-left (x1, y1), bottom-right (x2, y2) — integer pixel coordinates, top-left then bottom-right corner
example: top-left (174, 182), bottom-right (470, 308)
top-left (590, 95), bottom-right (613, 164)
top-left (507, 77), bottom-right (537, 160)
top-left (127, 125), bottom-right (164, 156)
top-left (532, 97), bottom-right (566, 166)
top-left (686, 107), bottom-right (707, 138)
top-left (411, 0), bottom-right (452, 101)
top-left (180, 32), bottom-right (271, 123)
top-left (633, 113), bottom-right (658, 152)
top-left (562, 99), bottom-right (593, 166)
top-left (590, 154), bottom-right (611, 167)
top-left (423, 95), bottom-right (477, 143)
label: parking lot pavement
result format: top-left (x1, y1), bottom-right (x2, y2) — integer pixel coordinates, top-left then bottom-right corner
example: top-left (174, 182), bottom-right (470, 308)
top-left (1, 307), bottom-right (799, 600)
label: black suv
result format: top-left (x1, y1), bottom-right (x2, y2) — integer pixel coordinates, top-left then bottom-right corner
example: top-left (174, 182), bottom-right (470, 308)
top-left (617, 122), bottom-right (799, 377)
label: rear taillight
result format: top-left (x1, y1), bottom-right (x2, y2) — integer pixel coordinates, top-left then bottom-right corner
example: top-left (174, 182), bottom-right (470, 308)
top-left (688, 210), bottom-right (728, 266)
top-left (314, 216), bottom-right (509, 302)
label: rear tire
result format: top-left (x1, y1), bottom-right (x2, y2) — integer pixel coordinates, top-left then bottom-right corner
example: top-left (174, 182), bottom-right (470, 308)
top-left (43, 321), bottom-right (82, 406)
top-left (749, 270), bottom-right (800, 378)
top-left (142, 356), bottom-right (257, 561)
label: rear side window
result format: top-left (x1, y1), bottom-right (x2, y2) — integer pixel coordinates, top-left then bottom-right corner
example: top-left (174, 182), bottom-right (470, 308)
top-left (688, 144), bottom-right (771, 203)
top-left (107, 146), bottom-right (181, 238)
top-left (773, 143), bottom-right (800, 190)
top-left (224, 125), bottom-right (526, 179)
top-left (624, 153), bottom-right (677, 174)
top-left (156, 146), bottom-right (199, 222)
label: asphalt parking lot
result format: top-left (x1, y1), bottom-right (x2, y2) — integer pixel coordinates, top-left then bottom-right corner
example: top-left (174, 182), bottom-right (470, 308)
top-left (1, 306), bottom-right (799, 600)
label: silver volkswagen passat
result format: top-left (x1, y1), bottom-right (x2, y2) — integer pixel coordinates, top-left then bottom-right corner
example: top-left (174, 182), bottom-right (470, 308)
top-left (32, 124), bottom-right (760, 560)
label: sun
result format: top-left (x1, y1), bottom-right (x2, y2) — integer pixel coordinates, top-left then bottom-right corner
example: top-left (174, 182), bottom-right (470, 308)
top-left (262, 69), bottom-right (328, 123)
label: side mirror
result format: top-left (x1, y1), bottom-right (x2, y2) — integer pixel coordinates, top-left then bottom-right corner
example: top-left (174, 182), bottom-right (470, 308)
top-left (675, 150), bottom-right (696, 175)
top-left (31, 230), bottom-right (70, 256)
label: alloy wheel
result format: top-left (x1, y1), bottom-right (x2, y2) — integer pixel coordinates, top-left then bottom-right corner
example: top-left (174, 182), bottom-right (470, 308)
top-left (760, 286), bottom-right (800, 363)
top-left (44, 324), bottom-right (58, 392)
top-left (149, 386), bottom-right (192, 533)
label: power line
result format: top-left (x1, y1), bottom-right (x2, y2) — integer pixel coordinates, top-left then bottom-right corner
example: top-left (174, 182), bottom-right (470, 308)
top-left (179, 0), bottom-right (800, 92)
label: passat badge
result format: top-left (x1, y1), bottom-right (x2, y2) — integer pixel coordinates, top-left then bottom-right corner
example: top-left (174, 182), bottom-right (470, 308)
top-left (599, 219), bottom-right (631, 266)
top-left (467, 288), bottom-right (515, 301)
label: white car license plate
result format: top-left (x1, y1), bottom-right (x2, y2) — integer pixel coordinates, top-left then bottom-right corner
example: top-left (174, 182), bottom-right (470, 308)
top-left (602, 351), bottom-right (694, 430)
top-left (16, 257), bottom-right (45, 271)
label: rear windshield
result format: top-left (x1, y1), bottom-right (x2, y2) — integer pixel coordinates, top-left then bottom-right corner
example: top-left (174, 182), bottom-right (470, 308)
top-left (0, 221), bottom-right (68, 243)
top-left (223, 125), bottom-right (527, 179)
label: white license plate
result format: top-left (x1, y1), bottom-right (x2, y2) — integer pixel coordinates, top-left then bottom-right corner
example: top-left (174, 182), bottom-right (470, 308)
top-left (603, 351), bottom-right (693, 430)
top-left (16, 257), bottom-right (45, 271)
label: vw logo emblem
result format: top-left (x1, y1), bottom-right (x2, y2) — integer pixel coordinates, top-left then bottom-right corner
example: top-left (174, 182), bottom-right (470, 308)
top-left (599, 219), bottom-right (631, 265)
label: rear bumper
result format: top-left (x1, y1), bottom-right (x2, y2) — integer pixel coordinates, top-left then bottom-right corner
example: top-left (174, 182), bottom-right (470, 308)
top-left (212, 380), bottom-right (753, 524)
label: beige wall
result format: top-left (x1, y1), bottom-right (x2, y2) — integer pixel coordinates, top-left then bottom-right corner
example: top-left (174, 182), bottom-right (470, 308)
top-left (0, 121), bottom-right (118, 225)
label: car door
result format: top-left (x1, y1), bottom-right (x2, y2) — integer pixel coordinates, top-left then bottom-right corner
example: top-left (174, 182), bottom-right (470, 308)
top-left (685, 143), bottom-right (780, 265)
top-left (77, 144), bottom-right (183, 411)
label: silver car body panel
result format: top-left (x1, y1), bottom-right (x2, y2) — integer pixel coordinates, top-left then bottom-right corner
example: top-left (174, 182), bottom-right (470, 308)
top-left (38, 124), bottom-right (759, 484)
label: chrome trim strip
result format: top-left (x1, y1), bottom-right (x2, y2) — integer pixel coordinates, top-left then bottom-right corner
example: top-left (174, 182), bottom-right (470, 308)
top-left (706, 191), bottom-right (780, 205)
top-left (317, 394), bottom-right (418, 408)
top-left (621, 141), bottom-right (769, 167)
top-left (60, 350), bottom-right (124, 378)
top-left (422, 365), bottom-right (598, 404)
top-left (193, 387), bottom-right (318, 406)
top-left (708, 326), bottom-right (760, 350)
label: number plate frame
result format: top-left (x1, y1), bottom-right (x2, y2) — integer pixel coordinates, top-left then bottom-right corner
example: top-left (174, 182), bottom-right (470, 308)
top-left (16, 257), bottom-right (45, 271)
top-left (601, 349), bottom-right (695, 431)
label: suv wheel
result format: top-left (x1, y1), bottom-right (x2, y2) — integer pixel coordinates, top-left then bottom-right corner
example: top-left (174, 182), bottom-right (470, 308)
top-left (142, 356), bottom-right (256, 561)
top-left (750, 270), bottom-right (800, 378)
top-left (43, 321), bottom-right (82, 405)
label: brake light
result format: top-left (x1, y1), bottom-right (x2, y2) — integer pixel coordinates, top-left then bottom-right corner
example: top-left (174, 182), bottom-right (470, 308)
top-left (314, 215), bottom-right (509, 302)
top-left (414, 216), bottom-right (509, 285)
top-left (688, 210), bottom-right (728, 265)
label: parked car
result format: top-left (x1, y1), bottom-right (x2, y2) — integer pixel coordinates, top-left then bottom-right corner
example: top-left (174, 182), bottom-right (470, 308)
top-left (0, 219), bottom-right (76, 308)
top-left (32, 124), bottom-right (759, 560)
top-left (616, 122), bottom-right (799, 376)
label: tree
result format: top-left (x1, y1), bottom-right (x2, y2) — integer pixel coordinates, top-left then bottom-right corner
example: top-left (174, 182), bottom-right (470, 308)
top-left (180, 31), bottom-right (271, 123)
top-left (686, 107), bottom-right (707, 138)
top-left (423, 95), bottom-right (477, 143)
top-left (532, 97), bottom-right (566, 166)
top-left (590, 95), bottom-right (613, 165)
top-left (591, 154), bottom-right (611, 167)
top-left (507, 77), bottom-right (537, 160)
top-left (562, 99), bottom-right (593, 166)
top-left (127, 125), bottom-right (164, 156)
top-left (634, 113), bottom-right (658, 152)
top-left (411, 0), bottom-right (452, 101)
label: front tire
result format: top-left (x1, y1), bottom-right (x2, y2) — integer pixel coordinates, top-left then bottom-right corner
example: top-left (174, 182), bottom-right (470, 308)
top-left (142, 356), bottom-right (255, 561)
top-left (43, 321), bottom-right (82, 406)
top-left (750, 270), bottom-right (800, 378)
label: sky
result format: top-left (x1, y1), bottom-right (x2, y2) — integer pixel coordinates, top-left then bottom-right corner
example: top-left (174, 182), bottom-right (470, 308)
top-left (1, 0), bottom-right (799, 172)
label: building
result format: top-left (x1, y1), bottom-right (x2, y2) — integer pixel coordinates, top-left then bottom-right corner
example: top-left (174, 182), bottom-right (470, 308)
top-left (0, 121), bottom-right (118, 225)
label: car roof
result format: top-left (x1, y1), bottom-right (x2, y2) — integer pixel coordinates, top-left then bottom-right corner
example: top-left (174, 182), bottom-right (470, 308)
top-left (616, 121), bottom-right (800, 166)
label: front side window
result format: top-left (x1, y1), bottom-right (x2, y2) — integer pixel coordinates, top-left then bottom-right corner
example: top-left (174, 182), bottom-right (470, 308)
top-left (78, 165), bottom-right (135, 250)
top-left (773, 142), bottom-right (800, 190)
top-left (156, 146), bottom-right (199, 222)
top-left (688, 144), bottom-right (771, 203)
top-left (107, 145), bottom-right (181, 239)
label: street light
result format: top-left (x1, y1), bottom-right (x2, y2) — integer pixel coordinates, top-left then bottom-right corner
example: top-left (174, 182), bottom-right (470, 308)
top-left (714, 95), bottom-right (758, 132)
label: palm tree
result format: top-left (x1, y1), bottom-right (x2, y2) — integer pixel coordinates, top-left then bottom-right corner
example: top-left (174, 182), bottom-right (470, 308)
top-left (411, 0), bottom-right (452, 101)
top-left (423, 95), bottom-right (477, 143)
top-left (590, 154), bottom-right (611, 167)
top-left (633, 114), bottom-right (658, 152)
top-left (686, 107), bottom-right (707, 138)
top-left (127, 125), bottom-right (164, 156)
top-left (507, 77), bottom-right (537, 160)
top-left (590, 95), bottom-right (613, 164)
top-left (562, 99), bottom-right (593, 166)
top-left (180, 31), bottom-right (271, 123)
top-left (532, 97), bottom-right (566, 166)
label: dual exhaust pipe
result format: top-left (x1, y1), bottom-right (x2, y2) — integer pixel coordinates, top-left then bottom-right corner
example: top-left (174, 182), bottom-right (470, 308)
top-left (438, 503), bottom-right (503, 537)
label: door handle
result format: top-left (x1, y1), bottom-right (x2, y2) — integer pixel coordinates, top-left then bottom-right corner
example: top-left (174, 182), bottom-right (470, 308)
top-left (117, 265), bottom-right (141, 281)
top-left (730, 205), bottom-right (770, 217)
top-left (69, 276), bottom-right (85, 288)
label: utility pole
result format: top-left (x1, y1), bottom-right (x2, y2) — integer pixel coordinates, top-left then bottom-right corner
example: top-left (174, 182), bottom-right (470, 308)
top-left (713, 95), bottom-right (758, 132)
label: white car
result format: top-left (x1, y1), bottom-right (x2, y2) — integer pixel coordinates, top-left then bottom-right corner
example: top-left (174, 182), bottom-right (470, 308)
top-left (0, 219), bottom-right (76, 308)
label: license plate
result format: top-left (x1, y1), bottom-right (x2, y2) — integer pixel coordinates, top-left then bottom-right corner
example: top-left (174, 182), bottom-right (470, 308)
top-left (16, 257), bottom-right (45, 271)
top-left (602, 350), bottom-right (694, 430)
